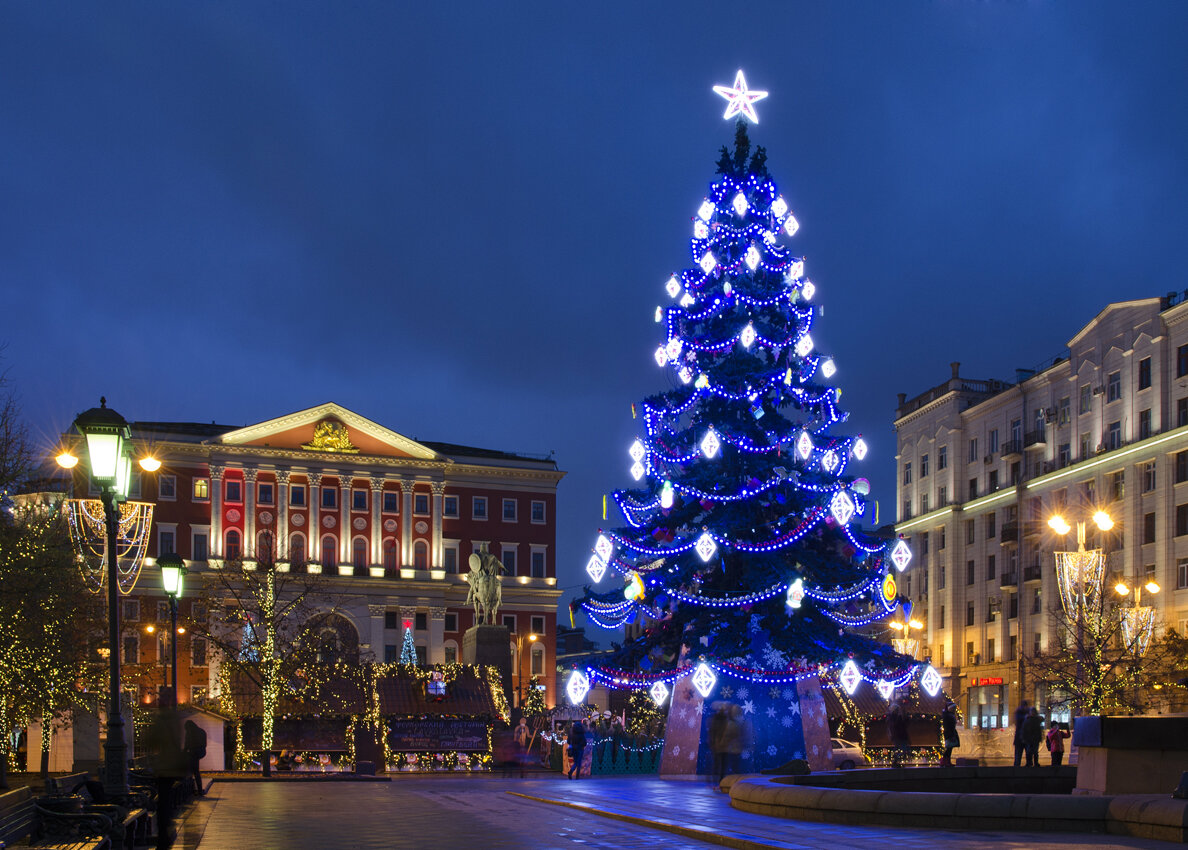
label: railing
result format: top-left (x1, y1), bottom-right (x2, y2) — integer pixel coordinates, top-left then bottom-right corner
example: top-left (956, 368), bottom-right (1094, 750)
top-left (1000, 573), bottom-right (1018, 588)
top-left (1001, 440), bottom-right (1024, 458)
top-left (1023, 565), bottom-right (1043, 583)
top-left (1024, 430), bottom-right (1047, 449)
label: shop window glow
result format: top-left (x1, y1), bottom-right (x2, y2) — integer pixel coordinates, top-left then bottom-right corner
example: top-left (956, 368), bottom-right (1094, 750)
top-left (649, 680), bottom-right (670, 706)
top-left (666, 276), bottom-right (681, 298)
top-left (585, 555), bottom-right (607, 583)
top-left (567, 670), bottom-right (591, 704)
top-left (839, 659), bottom-right (861, 695)
top-left (691, 662), bottom-right (718, 698)
top-left (732, 192), bottom-right (749, 217)
top-left (890, 539), bottom-right (912, 572)
top-left (700, 429), bottom-right (721, 459)
top-left (920, 665), bottom-right (942, 698)
top-left (695, 532), bottom-right (717, 562)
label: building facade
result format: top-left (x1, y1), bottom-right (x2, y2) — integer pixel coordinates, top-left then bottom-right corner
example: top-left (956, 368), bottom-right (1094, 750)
top-left (894, 296), bottom-right (1188, 728)
top-left (66, 402), bottom-right (564, 709)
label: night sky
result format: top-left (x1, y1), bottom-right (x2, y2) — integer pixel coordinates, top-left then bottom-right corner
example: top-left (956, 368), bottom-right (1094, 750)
top-left (4, 3), bottom-right (1188, 628)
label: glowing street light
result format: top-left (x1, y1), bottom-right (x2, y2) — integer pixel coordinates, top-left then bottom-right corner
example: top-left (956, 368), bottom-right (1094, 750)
top-left (1115, 577), bottom-right (1159, 655)
top-left (1047, 510), bottom-right (1113, 617)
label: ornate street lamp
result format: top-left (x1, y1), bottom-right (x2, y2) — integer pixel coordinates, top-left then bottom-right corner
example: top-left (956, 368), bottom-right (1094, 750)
top-left (515, 632), bottom-right (537, 707)
top-left (158, 552), bottom-right (187, 703)
top-left (1048, 510), bottom-right (1113, 617)
top-left (889, 602), bottom-right (923, 659)
top-left (1115, 577), bottom-right (1159, 655)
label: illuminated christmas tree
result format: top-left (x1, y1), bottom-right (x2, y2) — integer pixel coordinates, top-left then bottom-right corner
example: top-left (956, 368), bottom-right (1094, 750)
top-left (400, 622), bottom-right (418, 666)
top-left (572, 73), bottom-right (934, 770)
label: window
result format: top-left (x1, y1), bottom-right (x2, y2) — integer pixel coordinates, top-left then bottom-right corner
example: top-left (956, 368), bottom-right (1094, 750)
top-left (158, 525), bottom-right (176, 556)
top-left (502, 615), bottom-right (516, 632)
top-left (939, 564), bottom-right (946, 589)
top-left (988, 470), bottom-right (998, 491)
top-left (939, 605), bottom-right (945, 629)
top-left (322, 487), bottom-right (337, 509)
top-left (531, 549), bottom-right (546, 578)
top-left (967, 560), bottom-right (975, 585)
top-left (383, 539), bottom-right (398, 570)
top-left (225, 529), bottom-right (241, 561)
top-left (969, 438), bottom-right (978, 463)
top-left (1008, 635), bottom-right (1017, 661)
top-left (415, 612), bottom-right (428, 631)
top-left (353, 537), bottom-right (367, 569)
top-left (966, 519), bottom-right (976, 545)
top-left (414, 540), bottom-right (428, 569)
top-left (193, 478), bottom-right (210, 501)
top-left (987, 553), bottom-right (996, 580)
top-left (258, 483), bottom-right (274, 505)
top-left (1143, 461), bottom-right (1157, 493)
top-left (414, 493), bottom-right (430, 515)
top-left (123, 634), bottom-right (139, 665)
top-left (501, 545), bottom-right (517, 574)
top-left (938, 446), bottom-right (947, 470)
top-left (1009, 595), bottom-right (1019, 619)
top-left (969, 478), bottom-right (978, 500)
top-left (531, 644), bottom-right (545, 676)
top-left (192, 530), bottom-right (209, 562)
top-left (1112, 471), bottom-right (1125, 501)
top-left (158, 474), bottom-right (177, 501)
top-left (385, 612), bottom-right (400, 630)
top-left (1079, 385), bottom-right (1092, 415)
top-left (1106, 421), bottom-right (1121, 450)
top-left (921, 533), bottom-right (929, 556)
top-left (503, 499), bottom-right (518, 521)
top-left (531, 500), bottom-right (546, 523)
top-left (989, 429), bottom-right (999, 454)
top-left (1177, 505), bottom-right (1188, 538)
top-left (443, 543), bottom-right (458, 573)
top-left (352, 489), bottom-right (368, 511)
top-left (443, 495), bottom-right (459, 518)
top-left (967, 641), bottom-right (976, 665)
top-left (1058, 397), bottom-right (1071, 425)
top-left (445, 612), bottom-right (458, 632)
top-left (1145, 512), bottom-right (1158, 543)
top-left (473, 497), bottom-right (488, 519)
top-left (987, 600), bottom-right (997, 622)
top-left (920, 493), bottom-right (929, 514)
top-left (1177, 451), bottom-right (1188, 484)
top-left (1179, 344), bottom-right (1188, 378)
top-left (321, 535), bottom-right (336, 569)
top-left (290, 534), bottom-right (306, 568)
top-left (938, 526), bottom-right (946, 550)
top-left (1033, 589), bottom-right (1042, 614)
top-left (902, 500), bottom-right (911, 521)
top-left (903, 462), bottom-right (912, 485)
top-left (1181, 398), bottom-right (1188, 428)
top-left (226, 479), bottom-right (242, 503)
top-left (290, 485), bottom-right (306, 506)
top-left (1139, 357), bottom-right (1152, 390)
top-left (1080, 432), bottom-right (1091, 460)
top-left (384, 645), bottom-right (398, 662)
top-left (1178, 559), bottom-right (1188, 590)
top-left (938, 486), bottom-right (947, 508)
top-left (123, 599), bottom-right (140, 621)
top-left (444, 644), bottom-right (458, 664)
top-left (192, 637), bottom-right (207, 667)
top-left (415, 646), bottom-right (427, 666)
top-left (1034, 633), bottom-right (1042, 656)
top-left (257, 531), bottom-right (274, 564)
top-left (986, 513), bottom-right (996, 539)
top-left (987, 638), bottom-right (995, 662)
top-left (382, 491), bottom-right (399, 513)
top-left (1085, 479), bottom-right (1097, 503)
top-left (1107, 371), bottom-right (1121, 403)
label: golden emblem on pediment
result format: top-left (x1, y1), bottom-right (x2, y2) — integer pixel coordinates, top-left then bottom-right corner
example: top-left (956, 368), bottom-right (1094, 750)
top-left (302, 420), bottom-right (359, 454)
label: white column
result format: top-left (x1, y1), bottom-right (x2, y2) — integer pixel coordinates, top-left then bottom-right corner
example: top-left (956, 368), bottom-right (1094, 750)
top-left (339, 474), bottom-right (352, 565)
top-left (243, 468), bottom-right (258, 561)
top-left (276, 470), bottom-right (291, 557)
top-left (429, 606), bottom-right (446, 664)
top-left (401, 479), bottom-right (414, 568)
top-left (308, 473), bottom-right (323, 564)
top-left (367, 604), bottom-right (386, 659)
top-left (209, 466), bottom-right (225, 559)
top-left (431, 482), bottom-right (445, 570)
top-left (370, 478), bottom-right (385, 565)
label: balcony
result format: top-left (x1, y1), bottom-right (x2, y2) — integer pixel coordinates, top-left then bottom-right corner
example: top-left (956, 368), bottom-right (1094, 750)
top-left (1001, 440), bottom-right (1023, 461)
top-left (1000, 521), bottom-right (1019, 544)
top-left (1024, 430), bottom-right (1047, 450)
top-left (1023, 565), bottom-right (1043, 583)
top-left (1000, 573), bottom-right (1018, 589)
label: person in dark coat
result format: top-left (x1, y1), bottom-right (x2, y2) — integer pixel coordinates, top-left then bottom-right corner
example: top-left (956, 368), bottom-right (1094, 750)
top-left (148, 698), bottom-right (187, 850)
top-left (183, 720), bottom-right (207, 797)
top-left (1022, 706), bottom-right (1044, 767)
top-left (887, 702), bottom-right (911, 768)
top-left (941, 702), bottom-right (960, 767)
top-left (567, 719), bottom-right (587, 779)
top-left (1012, 700), bottom-right (1030, 766)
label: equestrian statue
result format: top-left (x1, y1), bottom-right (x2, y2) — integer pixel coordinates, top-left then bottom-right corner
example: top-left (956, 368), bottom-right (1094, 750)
top-left (466, 542), bottom-right (506, 626)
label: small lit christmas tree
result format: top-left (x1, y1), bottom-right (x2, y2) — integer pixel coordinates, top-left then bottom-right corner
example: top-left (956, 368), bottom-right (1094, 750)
top-left (571, 72), bottom-right (933, 773)
top-left (400, 621), bottom-right (418, 666)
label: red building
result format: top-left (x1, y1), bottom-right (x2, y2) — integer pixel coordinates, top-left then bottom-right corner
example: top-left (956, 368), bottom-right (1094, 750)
top-left (92, 402), bottom-right (564, 709)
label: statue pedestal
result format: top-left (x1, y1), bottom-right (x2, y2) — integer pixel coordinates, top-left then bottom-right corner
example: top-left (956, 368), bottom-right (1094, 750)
top-left (463, 625), bottom-right (512, 709)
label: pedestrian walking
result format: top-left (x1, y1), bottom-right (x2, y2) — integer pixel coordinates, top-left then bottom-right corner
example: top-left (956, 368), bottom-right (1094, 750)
top-left (148, 696), bottom-right (187, 850)
top-left (514, 716), bottom-right (530, 777)
top-left (1022, 706), bottom-right (1044, 767)
top-left (887, 702), bottom-right (911, 768)
top-left (1012, 700), bottom-right (1030, 766)
top-left (567, 719), bottom-right (587, 780)
top-left (1046, 721), bottom-right (1070, 767)
top-left (940, 702), bottom-right (960, 767)
top-left (708, 703), bottom-right (728, 786)
top-left (183, 719), bottom-right (207, 797)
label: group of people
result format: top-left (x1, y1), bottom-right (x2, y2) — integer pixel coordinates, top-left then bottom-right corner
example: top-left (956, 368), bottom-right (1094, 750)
top-left (1012, 700), bottom-right (1070, 767)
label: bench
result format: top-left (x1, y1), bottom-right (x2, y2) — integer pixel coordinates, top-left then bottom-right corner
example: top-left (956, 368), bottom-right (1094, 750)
top-left (0, 786), bottom-right (110, 849)
top-left (44, 773), bottom-right (151, 850)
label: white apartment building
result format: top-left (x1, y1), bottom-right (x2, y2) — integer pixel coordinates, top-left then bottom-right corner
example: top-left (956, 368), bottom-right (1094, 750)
top-left (894, 296), bottom-right (1188, 729)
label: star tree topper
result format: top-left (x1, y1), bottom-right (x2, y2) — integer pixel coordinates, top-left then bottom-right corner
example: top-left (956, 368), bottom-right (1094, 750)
top-left (713, 70), bottom-right (768, 123)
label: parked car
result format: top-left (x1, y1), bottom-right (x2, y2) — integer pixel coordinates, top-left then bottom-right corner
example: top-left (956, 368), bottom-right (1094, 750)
top-left (830, 737), bottom-right (869, 769)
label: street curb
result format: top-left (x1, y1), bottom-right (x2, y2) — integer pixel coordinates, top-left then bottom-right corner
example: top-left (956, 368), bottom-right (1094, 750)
top-left (507, 791), bottom-right (800, 850)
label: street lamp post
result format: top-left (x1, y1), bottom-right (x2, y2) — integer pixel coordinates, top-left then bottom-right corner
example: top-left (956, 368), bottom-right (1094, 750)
top-left (889, 601), bottom-right (922, 659)
top-left (516, 633), bottom-right (537, 708)
top-left (1115, 577), bottom-right (1160, 655)
top-left (60, 399), bottom-right (134, 797)
top-left (158, 552), bottom-right (187, 704)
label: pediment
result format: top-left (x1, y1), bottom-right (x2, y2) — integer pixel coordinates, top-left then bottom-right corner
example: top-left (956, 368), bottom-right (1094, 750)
top-left (216, 403), bottom-right (440, 460)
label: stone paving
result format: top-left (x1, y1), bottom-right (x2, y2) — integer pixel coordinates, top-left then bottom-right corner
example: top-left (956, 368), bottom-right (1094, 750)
top-left (180, 776), bottom-right (1182, 849)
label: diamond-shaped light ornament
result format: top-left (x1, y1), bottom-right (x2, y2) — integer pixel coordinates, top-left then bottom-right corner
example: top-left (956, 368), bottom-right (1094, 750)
top-left (821, 358), bottom-right (836, 378)
top-left (740, 322), bottom-right (756, 349)
top-left (830, 491), bottom-right (855, 526)
top-left (665, 275), bottom-right (681, 298)
top-left (801, 280), bottom-right (816, 301)
top-left (629, 439), bottom-right (645, 463)
top-left (697, 200), bottom-right (715, 222)
top-left (679, 367), bottom-right (693, 384)
top-left (876, 679), bottom-right (895, 702)
top-left (700, 429), bottom-right (721, 459)
top-left (654, 346), bottom-right (669, 367)
top-left (691, 662), bottom-right (717, 699)
top-left (693, 220), bottom-right (709, 239)
top-left (920, 665), bottom-right (942, 698)
top-left (771, 196), bottom-right (788, 219)
top-left (567, 670), bottom-right (591, 705)
top-left (822, 449), bottom-right (839, 473)
top-left (839, 659), bottom-right (862, 695)
top-left (732, 192), bottom-right (749, 217)
top-left (745, 245), bottom-right (761, 270)
top-left (699, 252), bottom-right (717, 274)
top-left (890, 539), bottom-right (912, 572)
top-left (795, 333), bottom-right (814, 357)
top-left (679, 292), bottom-right (696, 308)
top-left (665, 338), bottom-right (683, 360)
top-left (695, 532), bottom-right (717, 562)
top-left (784, 215), bottom-right (800, 236)
top-left (649, 680), bottom-right (670, 707)
top-left (796, 431), bottom-right (814, 460)
top-left (585, 555), bottom-right (607, 583)
top-left (630, 461), bottom-right (645, 481)
top-left (786, 577), bottom-right (805, 610)
top-left (852, 438), bottom-right (868, 460)
top-left (787, 260), bottom-right (804, 281)
top-left (595, 534), bottom-right (613, 563)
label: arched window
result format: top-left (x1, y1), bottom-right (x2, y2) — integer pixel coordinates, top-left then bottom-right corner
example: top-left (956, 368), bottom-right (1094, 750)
top-left (383, 538), bottom-right (398, 570)
top-left (352, 536), bottom-right (368, 569)
top-left (321, 535), bottom-right (337, 570)
top-left (226, 529), bottom-right (241, 561)
top-left (531, 644), bottom-right (545, 677)
top-left (414, 540), bottom-right (428, 570)
top-left (443, 640), bottom-right (459, 665)
top-left (257, 530), bottom-right (274, 566)
top-left (290, 533), bottom-right (306, 568)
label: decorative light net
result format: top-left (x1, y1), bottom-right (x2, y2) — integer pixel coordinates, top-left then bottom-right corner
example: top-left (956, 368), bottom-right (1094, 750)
top-left (1120, 606), bottom-right (1156, 656)
top-left (1054, 546), bottom-right (1105, 617)
top-left (891, 637), bottom-right (920, 659)
top-left (65, 499), bottom-right (154, 595)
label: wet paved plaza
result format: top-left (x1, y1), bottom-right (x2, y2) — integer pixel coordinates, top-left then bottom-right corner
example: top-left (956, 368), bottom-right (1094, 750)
top-left (179, 776), bottom-right (1180, 849)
